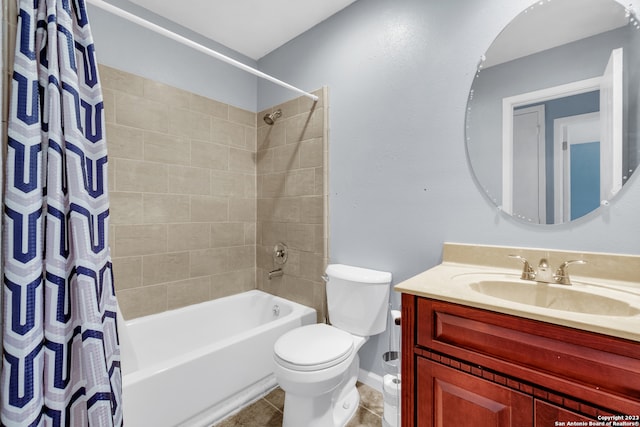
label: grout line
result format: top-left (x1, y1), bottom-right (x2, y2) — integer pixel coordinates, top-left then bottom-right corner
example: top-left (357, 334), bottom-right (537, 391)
top-left (261, 396), bottom-right (283, 414)
top-left (360, 404), bottom-right (383, 420)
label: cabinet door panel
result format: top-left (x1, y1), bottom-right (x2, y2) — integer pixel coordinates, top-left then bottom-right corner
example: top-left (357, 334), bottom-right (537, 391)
top-left (417, 357), bottom-right (533, 427)
top-left (535, 400), bottom-right (593, 426)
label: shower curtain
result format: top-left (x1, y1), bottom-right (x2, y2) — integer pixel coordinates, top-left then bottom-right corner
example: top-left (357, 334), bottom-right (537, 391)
top-left (1, 0), bottom-right (122, 425)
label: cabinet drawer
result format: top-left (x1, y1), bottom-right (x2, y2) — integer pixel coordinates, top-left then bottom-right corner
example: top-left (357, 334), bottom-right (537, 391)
top-left (416, 298), bottom-right (640, 406)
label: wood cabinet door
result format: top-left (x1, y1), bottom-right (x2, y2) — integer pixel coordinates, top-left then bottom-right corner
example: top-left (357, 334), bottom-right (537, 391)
top-left (417, 358), bottom-right (533, 427)
top-left (535, 400), bottom-right (594, 427)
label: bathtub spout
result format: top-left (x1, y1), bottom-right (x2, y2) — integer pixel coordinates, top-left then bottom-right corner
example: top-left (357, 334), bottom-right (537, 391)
top-left (268, 268), bottom-right (283, 280)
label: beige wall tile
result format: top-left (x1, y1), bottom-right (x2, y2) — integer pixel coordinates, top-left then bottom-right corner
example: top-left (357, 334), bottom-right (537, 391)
top-left (143, 79), bottom-right (191, 109)
top-left (190, 196), bottom-right (228, 222)
top-left (112, 256), bottom-right (142, 291)
top-left (168, 165), bottom-right (211, 195)
top-left (272, 144), bottom-right (300, 172)
top-left (142, 252), bottom-right (190, 286)
top-left (298, 252), bottom-right (324, 282)
top-left (210, 222), bottom-right (245, 248)
top-left (114, 224), bottom-right (167, 257)
top-left (244, 222), bottom-right (257, 245)
top-left (191, 94), bottom-right (228, 118)
top-left (260, 173), bottom-right (286, 198)
top-left (167, 277), bottom-right (211, 310)
top-left (300, 196), bottom-right (324, 224)
top-left (244, 174), bottom-right (257, 198)
top-left (190, 248), bottom-right (229, 277)
top-left (114, 159), bottom-right (168, 193)
top-left (116, 92), bottom-right (169, 132)
top-left (262, 198), bottom-right (300, 223)
top-left (211, 170), bottom-right (247, 197)
top-left (229, 147), bottom-right (256, 173)
top-left (229, 106), bottom-right (255, 127)
top-left (258, 123), bottom-right (286, 150)
top-left (210, 269), bottom-right (255, 299)
top-left (286, 169), bottom-right (315, 196)
top-left (286, 223), bottom-right (316, 252)
top-left (143, 194), bottom-right (190, 224)
top-left (191, 140), bottom-right (229, 170)
top-left (110, 192), bottom-right (143, 225)
top-left (144, 131), bottom-right (190, 166)
top-left (212, 118), bottom-right (245, 147)
top-left (260, 222), bottom-right (287, 247)
top-left (106, 124), bottom-right (144, 160)
top-left (256, 148), bottom-right (274, 174)
top-left (299, 138), bottom-right (323, 168)
top-left (286, 109), bottom-right (324, 144)
top-left (117, 285), bottom-right (167, 319)
top-left (103, 89), bottom-right (116, 124)
top-left (169, 107), bottom-right (211, 140)
top-left (168, 223), bottom-right (210, 251)
top-left (99, 65), bottom-right (144, 95)
top-left (245, 127), bottom-right (257, 152)
top-left (229, 198), bottom-right (257, 222)
top-left (228, 246), bottom-right (256, 271)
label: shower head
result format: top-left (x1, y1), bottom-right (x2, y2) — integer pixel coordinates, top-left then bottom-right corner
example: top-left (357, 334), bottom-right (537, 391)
top-left (263, 109), bottom-right (282, 126)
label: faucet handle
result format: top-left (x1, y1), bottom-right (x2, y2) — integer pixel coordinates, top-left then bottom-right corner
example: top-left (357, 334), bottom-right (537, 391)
top-left (554, 260), bottom-right (587, 285)
top-left (508, 255), bottom-right (536, 280)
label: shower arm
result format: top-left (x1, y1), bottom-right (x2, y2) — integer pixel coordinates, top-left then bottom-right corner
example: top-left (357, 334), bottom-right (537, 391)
top-left (85, 0), bottom-right (319, 102)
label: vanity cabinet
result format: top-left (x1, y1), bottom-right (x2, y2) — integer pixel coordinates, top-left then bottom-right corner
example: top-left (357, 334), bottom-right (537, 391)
top-left (401, 294), bottom-right (640, 427)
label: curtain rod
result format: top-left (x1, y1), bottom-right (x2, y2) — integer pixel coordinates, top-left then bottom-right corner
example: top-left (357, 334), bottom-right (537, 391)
top-left (85, 0), bottom-right (319, 102)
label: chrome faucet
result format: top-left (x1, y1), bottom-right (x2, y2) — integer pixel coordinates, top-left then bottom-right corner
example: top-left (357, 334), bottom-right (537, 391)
top-left (509, 255), bottom-right (586, 285)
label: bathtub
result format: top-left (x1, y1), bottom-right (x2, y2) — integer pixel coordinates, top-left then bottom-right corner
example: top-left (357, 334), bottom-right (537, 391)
top-left (117, 290), bottom-right (317, 427)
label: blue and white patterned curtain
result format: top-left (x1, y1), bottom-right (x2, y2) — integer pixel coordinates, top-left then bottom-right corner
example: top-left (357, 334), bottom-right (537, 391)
top-left (1, 0), bottom-right (122, 425)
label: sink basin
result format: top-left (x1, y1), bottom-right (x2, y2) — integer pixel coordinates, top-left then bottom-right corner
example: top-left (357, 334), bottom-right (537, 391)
top-left (456, 275), bottom-right (640, 317)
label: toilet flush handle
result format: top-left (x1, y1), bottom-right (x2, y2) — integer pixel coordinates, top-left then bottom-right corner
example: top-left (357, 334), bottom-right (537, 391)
top-left (321, 274), bottom-right (329, 282)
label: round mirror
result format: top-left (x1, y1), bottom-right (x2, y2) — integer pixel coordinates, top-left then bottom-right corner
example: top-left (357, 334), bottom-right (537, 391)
top-left (466, 0), bottom-right (640, 224)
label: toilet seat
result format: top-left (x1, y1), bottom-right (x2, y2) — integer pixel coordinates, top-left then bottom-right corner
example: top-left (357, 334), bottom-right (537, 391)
top-left (274, 324), bottom-right (354, 372)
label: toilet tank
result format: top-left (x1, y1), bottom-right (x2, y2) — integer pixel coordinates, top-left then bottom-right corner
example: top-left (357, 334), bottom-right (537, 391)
top-left (325, 264), bottom-right (392, 337)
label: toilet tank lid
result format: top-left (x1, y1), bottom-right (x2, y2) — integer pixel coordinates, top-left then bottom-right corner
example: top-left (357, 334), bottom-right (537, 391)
top-left (326, 264), bottom-right (392, 284)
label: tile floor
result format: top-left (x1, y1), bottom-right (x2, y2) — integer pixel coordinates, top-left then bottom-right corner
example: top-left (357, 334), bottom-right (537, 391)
top-left (213, 382), bottom-right (383, 427)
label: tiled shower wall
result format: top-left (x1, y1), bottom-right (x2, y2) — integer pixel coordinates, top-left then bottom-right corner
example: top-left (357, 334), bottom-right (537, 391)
top-left (257, 90), bottom-right (329, 321)
top-left (101, 65), bottom-right (328, 320)
top-left (101, 65), bottom-right (257, 319)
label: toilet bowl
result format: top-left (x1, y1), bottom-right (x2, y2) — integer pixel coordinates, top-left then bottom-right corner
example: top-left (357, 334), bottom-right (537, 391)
top-left (273, 264), bottom-right (392, 427)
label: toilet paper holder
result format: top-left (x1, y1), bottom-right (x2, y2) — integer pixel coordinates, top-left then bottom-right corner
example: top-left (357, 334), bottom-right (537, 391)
top-left (382, 351), bottom-right (400, 375)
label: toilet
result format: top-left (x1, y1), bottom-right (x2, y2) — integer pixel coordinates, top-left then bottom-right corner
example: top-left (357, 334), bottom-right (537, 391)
top-left (273, 264), bottom-right (392, 427)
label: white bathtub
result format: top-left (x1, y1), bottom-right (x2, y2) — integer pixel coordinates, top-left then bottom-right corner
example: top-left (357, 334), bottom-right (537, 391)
top-left (117, 290), bottom-right (317, 427)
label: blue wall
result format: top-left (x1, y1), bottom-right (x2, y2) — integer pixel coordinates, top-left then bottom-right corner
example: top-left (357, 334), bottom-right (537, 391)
top-left (258, 0), bottom-right (640, 375)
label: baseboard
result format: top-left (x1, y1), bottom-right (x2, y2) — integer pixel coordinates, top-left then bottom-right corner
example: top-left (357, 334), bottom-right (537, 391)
top-left (358, 368), bottom-right (383, 392)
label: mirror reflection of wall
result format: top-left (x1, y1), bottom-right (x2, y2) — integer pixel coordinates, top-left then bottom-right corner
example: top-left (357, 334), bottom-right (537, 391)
top-left (466, 0), bottom-right (640, 224)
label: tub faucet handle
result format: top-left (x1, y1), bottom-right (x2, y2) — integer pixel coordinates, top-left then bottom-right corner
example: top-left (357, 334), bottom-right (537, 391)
top-left (554, 260), bottom-right (587, 285)
top-left (508, 255), bottom-right (536, 280)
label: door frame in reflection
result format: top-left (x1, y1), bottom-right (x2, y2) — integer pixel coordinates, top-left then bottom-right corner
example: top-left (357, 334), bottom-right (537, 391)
top-left (501, 48), bottom-right (622, 223)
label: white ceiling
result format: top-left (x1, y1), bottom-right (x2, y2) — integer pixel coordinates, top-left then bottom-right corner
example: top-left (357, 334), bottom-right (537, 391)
top-left (126, 0), bottom-right (357, 60)
top-left (483, 0), bottom-right (629, 68)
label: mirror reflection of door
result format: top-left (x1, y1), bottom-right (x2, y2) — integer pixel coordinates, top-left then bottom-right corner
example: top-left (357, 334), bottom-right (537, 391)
top-left (513, 106), bottom-right (546, 223)
top-left (503, 47), bottom-right (623, 224)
